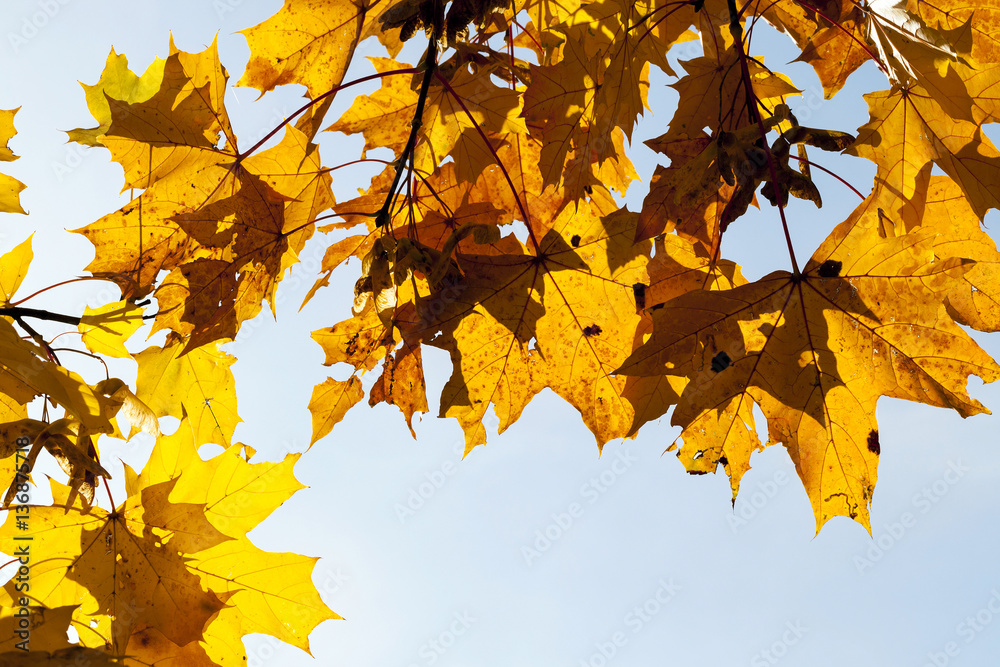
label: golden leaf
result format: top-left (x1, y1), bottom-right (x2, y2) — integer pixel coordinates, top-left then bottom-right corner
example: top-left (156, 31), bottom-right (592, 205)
top-left (308, 376), bottom-right (365, 445)
top-left (618, 198), bottom-right (999, 531)
top-left (0, 108), bottom-right (26, 215)
top-left (0, 235), bottom-right (33, 304)
top-left (78, 301), bottom-right (144, 359)
top-left (134, 335), bottom-right (241, 448)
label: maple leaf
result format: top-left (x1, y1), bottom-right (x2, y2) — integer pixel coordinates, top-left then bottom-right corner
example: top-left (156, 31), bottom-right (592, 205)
top-left (910, 0), bottom-right (1000, 64)
top-left (854, 174), bottom-right (1000, 334)
top-left (369, 341), bottom-right (430, 437)
top-left (135, 417), bottom-right (337, 659)
top-left (0, 413), bottom-right (334, 663)
top-left (618, 198), bottom-right (1000, 531)
top-left (78, 301), bottom-right (144, 359)
top-left (328, 54), bottom-right (527, 178)
top-left (0, 318), bottom-right (110, 435)
top-left (861, 2), bottom-right (985, 125)
top-left (398, 189), bottom-right (650, 450)
top-left (66, 49), bottom-right (166, 148)
top-left (618, 233), bottom-right (752, 495)
top-left (0, 477), bottom-right (230, 652)
top-left (522, 0), bottom-right (703, 197)
top-left (662, 43), bottom-right (800, 144)
top-left (238, 0), bottom-right (402, 101)
top-left (313, 301), bottom-right (400, 373)
top-left (134, 334), bottom-right (241, 448)
top-left (0, 108), bottom-right (26, 215)
top-left (521, 26), bottom-right (642, 192)
top-left (793, 4), bottom-right (871, 98)
top-left (862, 0), bottom-right (971, 89)
top-left (0, 602), bottom-right (77, 655)
top-left (636, 132), bottom-right (735, 249)
top-left (849, 85), bottom-right (1000, 219)
top-left (75, 39), bottom-right (334, 347)
top-left (97, 38), bottom-right (236, 192)
top-left (137, 419), bottom-right (305, 537)
top-left (0, 235), bottom-right (33, 304)
top-left (308, 376), bottom-right (366, 445)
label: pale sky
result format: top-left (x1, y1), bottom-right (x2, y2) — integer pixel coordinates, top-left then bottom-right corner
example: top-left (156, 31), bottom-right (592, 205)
top-left (3, 1), bottom-right (1000, 665)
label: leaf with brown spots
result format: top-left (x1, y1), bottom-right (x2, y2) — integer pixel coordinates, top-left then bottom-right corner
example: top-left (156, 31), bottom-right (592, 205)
top-left (618, 194), bottom-right (1000, 531)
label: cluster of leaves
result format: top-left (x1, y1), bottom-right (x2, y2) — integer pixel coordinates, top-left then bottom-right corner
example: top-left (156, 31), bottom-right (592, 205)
top-left (2, 0), bottom-right (1000, 662)
top-left (0, 39), bottom-right (336, 665)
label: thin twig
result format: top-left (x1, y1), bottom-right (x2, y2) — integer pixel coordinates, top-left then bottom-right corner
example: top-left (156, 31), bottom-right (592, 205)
top-left (13, 316), bottom-right (61, 365)
top-left (728, 0), bottom-right (800, 274)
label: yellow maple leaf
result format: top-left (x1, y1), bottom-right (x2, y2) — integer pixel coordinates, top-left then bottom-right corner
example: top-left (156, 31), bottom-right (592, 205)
top-left (0, 603), bottom-right (79, 659)
top-left (618, 198), bottom-right (1000, 531)
top-left (911, 0), bottom-right (1000, 65)
top-left (850, 85), bottom-right (1000, 219)
top-left (238, 0), bottom-right (388, 100)
top-left (0, 477), bottom-right (230, 652)
top-left (0, 107), bottom-right (26, 215)
top-left (395, 189), bottom-right (649, 450)
top-left (369, 341), bottom-right (429, 437)
top-left (863, 0), bottom-right (970, 88)
top-left (521, 0), bottom-right (681, 195)
top-left (793, 4), bottom-right (871, 98)
top-left (0, 413), bottom-right (334, 662)
top-left (75, 39), bottom-right (333, 346)
top-left (312, 304), bottom-right (398, 372)
top-left (635, 134), bottom-right (735, 250)
top-left (99, 45), bottom-right (234, 192)
top-left (522, 37), bottom-right (610, 189)
top-left (136, 416), bottom-right (305, 538)
top-left (187, 538), bottom-right (336, 657)
top-left (308, 376), bottom-right (365, 445)
top-left (129, 417), bottom-right (337, 657)
top-left (624, 232), bottom-right (749, 478)
top-left (664, 45), bottom-right (800, 144)
top-left (851, 174), bottom-right (1000, 334)
top-left (0, 319), bottom-right (109, 434)
top-left (0, 235), bottom-right (33, 305)
top-left (328, 55), bottom-right (527, 178)
top-left (134, 334), bottom-right (241, 448)
top-left (66, 49), bottom-right (166, 147)
top-left (78, 301), bottom-right (144, 359)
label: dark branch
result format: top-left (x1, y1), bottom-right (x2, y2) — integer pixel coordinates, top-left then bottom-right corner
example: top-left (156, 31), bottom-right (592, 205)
top-left (0, 307), bottom-right (81, 326)
top-left (376, 36), bottom-right (439, 229)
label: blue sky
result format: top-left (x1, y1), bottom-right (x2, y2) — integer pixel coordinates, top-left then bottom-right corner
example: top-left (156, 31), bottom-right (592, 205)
top-left (3, 0), bottom-right (1000, 665)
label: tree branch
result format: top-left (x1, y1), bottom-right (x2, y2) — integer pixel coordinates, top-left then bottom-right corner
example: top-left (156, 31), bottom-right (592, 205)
top-left (376, 36), bottom-right (439, 229)
top-left (0, 307), bottom-right (82, 326)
